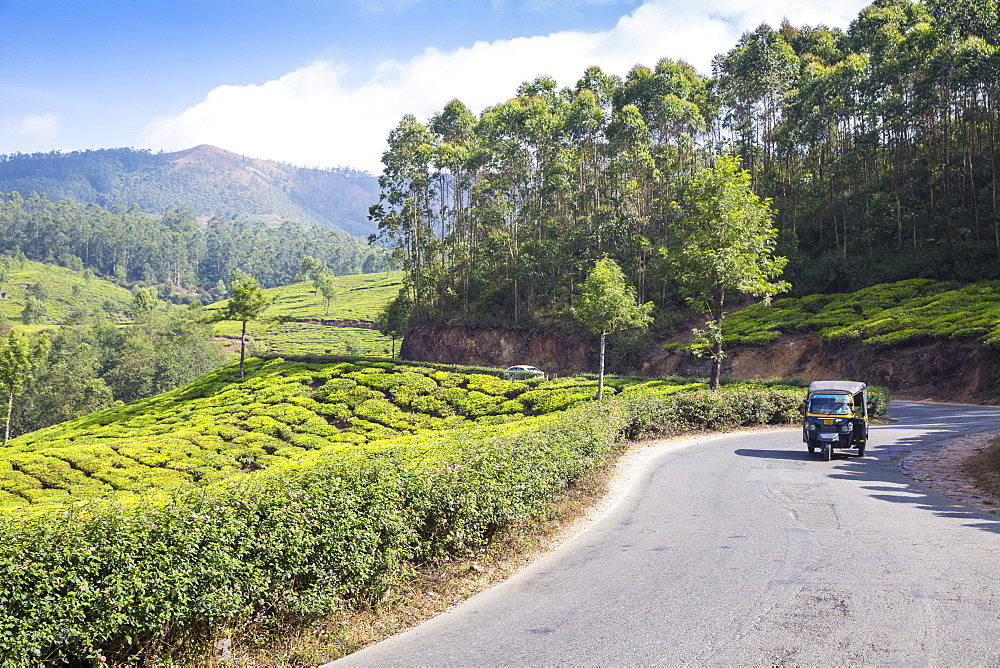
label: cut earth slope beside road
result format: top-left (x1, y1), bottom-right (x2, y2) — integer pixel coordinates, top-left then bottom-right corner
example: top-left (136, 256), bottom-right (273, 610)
top-left (402, 324), bottom-right (999, 405)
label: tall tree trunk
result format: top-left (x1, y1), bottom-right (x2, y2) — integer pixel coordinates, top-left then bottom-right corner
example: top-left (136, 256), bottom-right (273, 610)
top-left (710, 284), bottom-right (726, 391)
top-left (4, 390), bottom-right (13, 445)
top-left (598, 331), bottom-right (607, 400)
top-left (239, 320), bottom-right (248, 378)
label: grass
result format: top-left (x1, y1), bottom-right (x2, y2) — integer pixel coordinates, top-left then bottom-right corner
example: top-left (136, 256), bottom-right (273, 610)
top-left (0, 258), bottom-right (135, 326)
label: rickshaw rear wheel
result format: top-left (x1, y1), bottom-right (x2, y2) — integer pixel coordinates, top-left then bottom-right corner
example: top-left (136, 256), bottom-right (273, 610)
top-left (857, 443), bottom-right (866, 457)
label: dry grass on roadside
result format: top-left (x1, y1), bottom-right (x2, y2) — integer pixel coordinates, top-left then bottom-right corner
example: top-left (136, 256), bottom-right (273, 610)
top-left (197, 463), bottom-right (616, 667)
top-left (963, 435), bottom-right (1000, 506)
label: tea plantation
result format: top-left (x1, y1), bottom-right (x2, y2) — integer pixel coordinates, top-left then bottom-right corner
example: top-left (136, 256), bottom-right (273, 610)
top-left (0, 354), bottom-right (851, 663)
top-left (2, 357), bottom-right (691, 509)
top-left (722, 278), bottom-right (1000, 349)
top-left (0, 258), bottom-right (134, 327)
top-left (207, 271), bottom-right (403, 357)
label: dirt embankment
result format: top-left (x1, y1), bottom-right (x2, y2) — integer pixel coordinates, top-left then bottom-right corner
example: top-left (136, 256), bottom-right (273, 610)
top-left (402, 325), bottom-right (1000, 404)
top-left (401, 325), bottom-right (592, 375)
top-left (641, 333), bottom-right (1000, 404)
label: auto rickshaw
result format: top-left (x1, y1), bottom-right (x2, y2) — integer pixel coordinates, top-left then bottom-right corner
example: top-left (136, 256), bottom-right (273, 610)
top-left (802, 381), bottom-right (869, 460)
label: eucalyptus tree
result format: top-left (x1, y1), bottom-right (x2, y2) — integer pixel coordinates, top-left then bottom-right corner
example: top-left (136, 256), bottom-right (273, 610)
top-left (606, 104), bottom-right (659, 302)
top-left (429, 98), bottom-right (477, 315)
top-left (713, 24), bottom-right (800, 177)
top-left (564, 87), bottom-right (607, 221)
top-left (369, 115), bottom-right (437, 318)
top-left (473, 84), bottom-right (563, 322)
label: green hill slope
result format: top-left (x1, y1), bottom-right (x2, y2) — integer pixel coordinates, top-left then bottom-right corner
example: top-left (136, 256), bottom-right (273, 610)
top-left (721, 279), bottom-right (1000, 350)
top-left (0, 145), bottom-right (381, 236)
top-left (207, 271), bottom-right (405, 357)
top-left (0, 258), bottom-right (135, 327)
top-left (0, 356), bottom-right (707, 510)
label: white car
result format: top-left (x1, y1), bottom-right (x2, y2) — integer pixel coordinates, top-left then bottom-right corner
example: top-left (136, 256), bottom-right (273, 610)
top-left (504, 365), bottom-right (545, 380)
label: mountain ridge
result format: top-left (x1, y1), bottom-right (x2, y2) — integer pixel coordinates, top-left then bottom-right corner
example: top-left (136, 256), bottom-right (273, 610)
top-left (0, 145), bottom-right (381, 236)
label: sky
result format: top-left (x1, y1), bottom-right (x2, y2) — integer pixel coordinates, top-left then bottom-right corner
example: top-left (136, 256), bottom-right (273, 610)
top-left (1, 0), bottom-right (871, 174)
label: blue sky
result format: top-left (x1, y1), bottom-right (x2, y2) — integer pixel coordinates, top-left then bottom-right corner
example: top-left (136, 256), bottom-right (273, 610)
top-left (1, 0), bottom-right (870, 173)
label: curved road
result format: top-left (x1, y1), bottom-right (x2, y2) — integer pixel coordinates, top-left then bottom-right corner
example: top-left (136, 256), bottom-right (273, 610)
top-left (331, 401), bottom-right (1000, 665)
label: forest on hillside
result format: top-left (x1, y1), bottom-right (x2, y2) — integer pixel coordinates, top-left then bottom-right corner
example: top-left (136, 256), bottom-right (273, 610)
top-left (371, 0), bottom-right (1000, 330)
top-left (0, 192), bottom-right (390, 293)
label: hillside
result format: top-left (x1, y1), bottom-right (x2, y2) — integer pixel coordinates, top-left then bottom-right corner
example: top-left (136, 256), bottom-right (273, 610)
top-left (0, 357), bottom-right (713, 510)
top-left (207, 271), bottom-right (405, 357)
top-left (0, 145), bottom-right (381, 236)
top-left (0, 258), bottom-right (135, 326)
top-left (402, 278), bottom-right (1000, 404)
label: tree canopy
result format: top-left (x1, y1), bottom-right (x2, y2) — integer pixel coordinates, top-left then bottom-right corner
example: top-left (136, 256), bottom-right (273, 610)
top-left (667, 156), bottom-right (789, 388)
top-left (0, 192), bottom-right (390, 297)
top-left (217, 271), bottom-right (273, 378)
top-left (0, 330), bottom-right (50, 443)
top-left (369, 3), bottom-right (1000, 345)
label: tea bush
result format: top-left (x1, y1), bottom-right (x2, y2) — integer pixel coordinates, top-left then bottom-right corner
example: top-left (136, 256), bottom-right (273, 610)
top-left (0, 379), bottom-right (847, 663)
top-left (0, 352), bottom-right (891, 661)
top-left (723, 279), bottom-right (1000, 349)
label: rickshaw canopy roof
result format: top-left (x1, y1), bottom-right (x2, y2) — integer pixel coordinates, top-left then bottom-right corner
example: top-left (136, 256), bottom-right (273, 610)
top-left (808, 381), bottom-right (866, 395)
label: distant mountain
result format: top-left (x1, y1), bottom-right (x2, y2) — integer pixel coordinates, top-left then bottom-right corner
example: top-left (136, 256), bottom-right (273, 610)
top-left (0, 145), bottom-right (382, 237)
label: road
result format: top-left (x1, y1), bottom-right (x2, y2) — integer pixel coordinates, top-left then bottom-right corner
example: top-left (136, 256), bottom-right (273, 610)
top-left (330, 401), bottom-right (1000, 665)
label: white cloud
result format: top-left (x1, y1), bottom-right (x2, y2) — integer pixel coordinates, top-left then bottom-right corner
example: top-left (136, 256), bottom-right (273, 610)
top-left (140, 0), bottom-right (867, 174)
top-left (12, 112), bottom-right (61, 141)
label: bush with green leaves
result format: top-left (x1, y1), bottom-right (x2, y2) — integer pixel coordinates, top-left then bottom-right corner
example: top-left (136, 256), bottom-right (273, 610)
top-left (0, 375), bottom-right (879, 663)
top-left (722, 278), bottom-right (1000, 349)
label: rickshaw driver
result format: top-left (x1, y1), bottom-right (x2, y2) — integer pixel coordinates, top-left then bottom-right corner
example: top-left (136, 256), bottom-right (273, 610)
top-left (832, 396), bottom-right (853, 414)
top-left (807, 393), bottom-right (854, 415)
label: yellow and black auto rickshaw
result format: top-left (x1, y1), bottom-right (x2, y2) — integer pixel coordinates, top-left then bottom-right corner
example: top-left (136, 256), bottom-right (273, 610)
top-left (802, 381), bottom-right (869, 460)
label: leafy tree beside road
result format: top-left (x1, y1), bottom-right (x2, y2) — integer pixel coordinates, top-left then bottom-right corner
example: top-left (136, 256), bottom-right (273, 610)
top-left (664, 156), bottom-right (789, 390)
top-left (574, 258), bottom-right (653, 399)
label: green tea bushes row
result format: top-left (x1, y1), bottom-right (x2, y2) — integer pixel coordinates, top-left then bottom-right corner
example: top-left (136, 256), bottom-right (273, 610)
top-left (0, 384), bottom-right (813, 663)
top-left (0, 450), bottom-right (428, 664)
top-left (722, 279), bottom-right (1000, 349)
top-left (0, 358), bottom-right (679, 509)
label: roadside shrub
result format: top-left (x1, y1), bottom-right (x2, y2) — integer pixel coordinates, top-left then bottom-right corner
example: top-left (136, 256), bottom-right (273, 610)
top-left (0, 382), bottom-right (814, 662)
top-left (867, 386), bottom-right (891, 418)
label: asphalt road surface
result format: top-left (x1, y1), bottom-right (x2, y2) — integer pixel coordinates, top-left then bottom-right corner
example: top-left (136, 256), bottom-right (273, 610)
top-left (330, 401), bottom-right (1000, 666)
